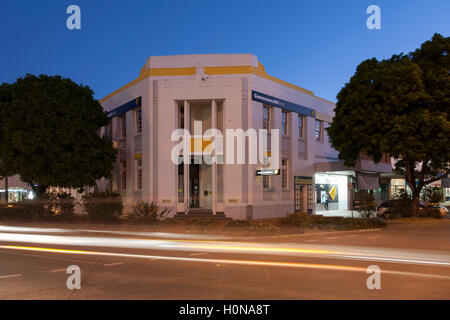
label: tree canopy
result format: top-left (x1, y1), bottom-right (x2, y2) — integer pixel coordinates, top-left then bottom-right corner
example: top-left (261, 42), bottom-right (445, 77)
top-left (0, 74), bottom-right (117, 195)
top-left (327, 33), bottom-right (449, 214)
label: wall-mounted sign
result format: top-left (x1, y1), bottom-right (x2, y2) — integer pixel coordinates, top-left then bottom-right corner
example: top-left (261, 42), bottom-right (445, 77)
top-left (252, 91), bottom-right (316, 118)
top-left (294, 176), bottom-right (313, 185)
top-left (256, 169), bottom-right (280, 176)
top-left (108, 97), bottom-right (142, 118)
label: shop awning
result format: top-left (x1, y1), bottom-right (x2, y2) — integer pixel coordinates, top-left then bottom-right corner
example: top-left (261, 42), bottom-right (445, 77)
top-left (356, 172), bottom-right (380, 190)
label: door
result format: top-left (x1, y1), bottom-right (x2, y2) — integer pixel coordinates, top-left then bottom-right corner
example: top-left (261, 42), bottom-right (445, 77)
top-left (189, 163), bottom-right (200, 208)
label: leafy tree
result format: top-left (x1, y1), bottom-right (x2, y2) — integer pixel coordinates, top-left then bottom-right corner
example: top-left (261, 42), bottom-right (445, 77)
top-left (0, 74), bottom-right (117, 197)
top-left (327, 34), bottom-right (449, 216)
top-left (0, 84), bottom-right (18, 203)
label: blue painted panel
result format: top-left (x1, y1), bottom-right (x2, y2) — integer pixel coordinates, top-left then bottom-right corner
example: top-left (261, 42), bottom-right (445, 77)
top-left (108, 97), bottom-right (142, 118)
top-left (252, 91), bottom-right (316, 118)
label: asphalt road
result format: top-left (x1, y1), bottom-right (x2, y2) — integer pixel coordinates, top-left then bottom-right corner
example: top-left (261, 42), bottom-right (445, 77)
top-left (0, 222), bottom-right (449, 300)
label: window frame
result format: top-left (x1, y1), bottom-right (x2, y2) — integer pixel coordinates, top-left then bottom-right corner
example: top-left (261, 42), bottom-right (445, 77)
top-left (298, 114), bottom-right (304, 139)
top-left (263, 175), bottom-right (271, 189)
top-left (135, 108), bottom-right (142, 134)
top-left (315, 119), bottom-right (323, 142)
top-left (281, 110), bottom-right (288, 136)
top-left (281, 159), bottom-right (289, 190)
top-left (263, 105), bottom-right (271, 130)
top-left (136, 158), bottom-right (142, 190)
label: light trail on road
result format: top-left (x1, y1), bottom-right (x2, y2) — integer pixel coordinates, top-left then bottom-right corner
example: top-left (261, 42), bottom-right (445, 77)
top-left (0, 225), bottom-right (227, 240)
top-left (1, 245), bottom-right (450, 280)
top-left (1, 230), bottom-right (450, 267)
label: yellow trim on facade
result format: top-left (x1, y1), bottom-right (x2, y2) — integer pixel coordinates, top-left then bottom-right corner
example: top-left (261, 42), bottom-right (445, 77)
top-left (204, 65), bottom-right (314, 95)
top-left (100, 77), bottom-right (146, 103)
top-left (100, 62), bottom-right (334, 105)
top-left (204, 66), bottom-right (254, 75)
top-left (134, 153), bottom-right (142, 160)
top-left (141, 67), bottom-right (196, 77)
top-left (100, 67), bottom-right (197, 103)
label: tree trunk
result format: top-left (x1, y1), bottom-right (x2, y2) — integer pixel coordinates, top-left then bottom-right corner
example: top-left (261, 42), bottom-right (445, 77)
top-left (412, 192), bottom-right (420, 217)
top-left (5, 176), bottom-right (8, 204)
top-left (30, 183), bottom-right (48, 199)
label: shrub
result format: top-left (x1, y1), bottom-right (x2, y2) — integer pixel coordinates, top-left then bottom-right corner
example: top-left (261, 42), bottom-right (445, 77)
top-left (186, 218), bottom-right (219, 230)
top-left (82, 191), bottom-right (123, 222)
top-left (391, 189), bottom-right (413, 218)
top-left (280, 212), bottom-right (385, 230)
top-left (279, 212), bottom-right (311, 227)
top-left (248, 222), bottom-right (279, 234)
top-left (356, 192), bottom-right (377, 219)
top-left (421, 187), bottom-right (443, 204)
top-left (224, 220), bottom-right (279, 235)
top-left (46, 191), bottom-right (76, 221)
top-left (225, 220), bottom-right (252, 228)
top-left (127, 201), bottom-right (171, 224)
top-left (0, 199), bottom-right (53, 221)
top-left (0, 204), bottom-right (30, 221)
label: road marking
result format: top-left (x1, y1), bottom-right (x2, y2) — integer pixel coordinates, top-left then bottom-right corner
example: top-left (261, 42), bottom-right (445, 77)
top-left (189, 252), bottom-right (208, 256)
top-left (2, 245), bottom-right (450, 280)
top-left (104, 262), bottom-right (124, 267)
top-left (51, 268), bottom-right (67, 273)
top-left (0, 273), bottom-right (22, 279)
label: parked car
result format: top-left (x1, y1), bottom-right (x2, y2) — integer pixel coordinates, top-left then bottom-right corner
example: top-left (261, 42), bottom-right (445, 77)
top-left (376, 200), bottom-right (399, 220)
top-left (419, 201), bottom-right (449, 217)
top-left (376, 199), bottom-right (449, 219)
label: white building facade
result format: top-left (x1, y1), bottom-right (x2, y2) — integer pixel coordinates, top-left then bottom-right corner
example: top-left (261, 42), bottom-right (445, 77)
top-left (99, 54), bottom-right (392, 220)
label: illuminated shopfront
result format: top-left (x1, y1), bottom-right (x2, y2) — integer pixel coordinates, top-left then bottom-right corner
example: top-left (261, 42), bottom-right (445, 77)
top-left (0, 187), bottom-right (35, 203)
top-left (314, 173), bottom-right (349, 212)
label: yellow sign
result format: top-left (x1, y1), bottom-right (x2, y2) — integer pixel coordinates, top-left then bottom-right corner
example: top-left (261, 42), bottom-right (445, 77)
top-left (329, 186), bottom-right (337, 200)
top-left (190, 138), bottom-right (212, 152)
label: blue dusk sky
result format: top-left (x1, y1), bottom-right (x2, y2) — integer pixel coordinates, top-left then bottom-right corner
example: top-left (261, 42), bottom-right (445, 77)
top-left (0, 0), bottom-right (448, 102)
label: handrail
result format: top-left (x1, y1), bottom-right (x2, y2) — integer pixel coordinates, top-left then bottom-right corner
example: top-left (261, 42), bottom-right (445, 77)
top-left (184, 200), bottom-right (190, 215)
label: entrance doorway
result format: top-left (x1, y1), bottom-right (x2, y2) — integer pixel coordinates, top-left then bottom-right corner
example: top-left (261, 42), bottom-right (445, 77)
top-left (189, 163), bottom-right (200, 208)
top-left (189, 162), bottom-right (212, 210)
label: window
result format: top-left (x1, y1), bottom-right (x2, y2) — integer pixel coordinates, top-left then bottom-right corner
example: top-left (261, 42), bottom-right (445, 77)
top-left (323, 122), bottom-right (330, 141)
top-left (136, 159), bottom-right (142, 190)
top-left (136, 108), bottom-right (142, 134)
top-left (120, 115), bottom-right (126, 138)
top-left (281, 110), bottom-right (288, 135)
top-left (263, 105), bottom-right (271, 130)
top-left (282, 159), bottom-right (289, 189)
top-left (179, 106), bottom-right (184, 129)
top-left (263, 176), bottom-right (270, 189)
top-left (106, 121), bottom-right (113, 138)
top-left (315, 120), bottom-right (323, 142)
top-left (120, 161), bottom-right (127, 191)
top-left (298, 114), bottom-right (304, 138)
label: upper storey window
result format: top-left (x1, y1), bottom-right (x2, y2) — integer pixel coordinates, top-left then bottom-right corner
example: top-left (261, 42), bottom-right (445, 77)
top-left (263, 105), bottom-right (271, 130)
top-left (315, 120), bottom-right (323, 142)
top-left (136, 108), bottom-right (142, 134)
top-left (119, 114), bottom-right (126, 139)
top-left (281, 110), bottom-right (288, 135)
top-left (298, 114), bottom-right (304, 139)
